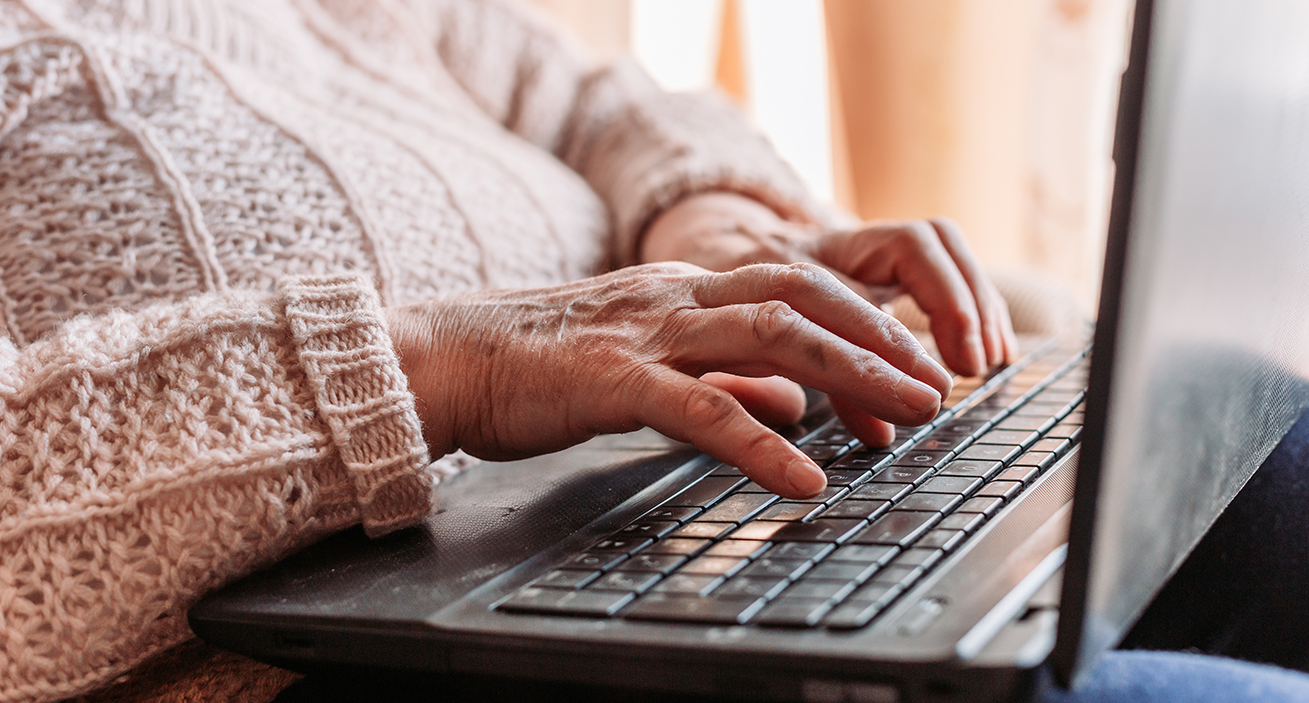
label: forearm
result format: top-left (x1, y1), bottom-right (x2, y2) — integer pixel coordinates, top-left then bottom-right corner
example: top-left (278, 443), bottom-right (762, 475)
top-left (0, 278), bottom-right (432, 702)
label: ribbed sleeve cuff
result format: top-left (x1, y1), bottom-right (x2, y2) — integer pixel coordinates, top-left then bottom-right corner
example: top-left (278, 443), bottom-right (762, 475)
top-left (280, 274), bottom-right (433, 537)
top-left (564, 60), bottom-right (844, 267)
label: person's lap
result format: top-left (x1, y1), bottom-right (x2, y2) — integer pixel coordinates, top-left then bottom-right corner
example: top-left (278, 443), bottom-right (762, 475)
top-left (1036, 407), bottom-right (1309, 702)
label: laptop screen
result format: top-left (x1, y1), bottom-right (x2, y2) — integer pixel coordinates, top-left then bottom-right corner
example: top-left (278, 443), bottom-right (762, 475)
top-left (1054, 0), bottom-right (1309, 684)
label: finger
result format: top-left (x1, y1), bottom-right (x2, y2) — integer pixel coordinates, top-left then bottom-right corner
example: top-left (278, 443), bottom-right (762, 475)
top-left (829, 396), bottom-right (896, 448)
top-left (700, 373), bottom-right (806, 427)
top-left (666, 302), bottom-right (942, 427)
top-left (929, 218), bottom-right (1018, 367)
top-left (831, 223), bottom-right (986, 376)
top-left (691, 263), bottom-right (952, 398)
top-left (633, 366), bottom-right (826, 499)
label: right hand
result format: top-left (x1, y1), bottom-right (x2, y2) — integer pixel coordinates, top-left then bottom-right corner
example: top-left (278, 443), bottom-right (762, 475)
top-left (382, 262), bottom-right (952, 499)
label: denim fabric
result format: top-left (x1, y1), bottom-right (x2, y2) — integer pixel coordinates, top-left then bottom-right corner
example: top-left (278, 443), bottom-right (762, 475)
top-left (1038, 651), bottom-right (1309, 703)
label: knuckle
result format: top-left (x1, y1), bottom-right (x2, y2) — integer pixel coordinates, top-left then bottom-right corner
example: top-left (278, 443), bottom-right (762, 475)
top-left (890, 221), bottom-right (939, 255)
top-left (760, 261), bottom-right (829, 299)
top-left (946, 306), bottom-right (981, 336)
top-left (680, 384), bottom-right (737, 429)
top-left (751, 300), bottom-right (801, 346)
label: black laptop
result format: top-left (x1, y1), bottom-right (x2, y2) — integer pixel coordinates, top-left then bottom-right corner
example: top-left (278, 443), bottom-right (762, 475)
top-left (190, 1), bottom-right (1309, 700)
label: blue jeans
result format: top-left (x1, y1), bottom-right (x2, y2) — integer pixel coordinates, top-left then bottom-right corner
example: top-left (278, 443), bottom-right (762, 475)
top-left (1038, 408), bottom-right (1309, 702)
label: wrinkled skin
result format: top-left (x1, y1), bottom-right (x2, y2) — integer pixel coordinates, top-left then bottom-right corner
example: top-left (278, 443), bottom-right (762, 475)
top-left (384, 192), bottom-right (1017, 500)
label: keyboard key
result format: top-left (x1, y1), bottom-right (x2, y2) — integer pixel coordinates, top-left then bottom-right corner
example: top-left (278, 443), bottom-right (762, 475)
top-left (612, 521), bottom-right (679, 539)
top-left (890, 450), bottom-right (951, 469)
top-left (870, 564), bottom-right (924, 587)
top-left (995, 415), bottom-right (1054, 432)
top-left (758, 519), bottom-right (866, 543)
top-left (829, 544), bottom-right (900, 565)
top-left (917, 475), bottom-right (984, 496)
top-left (1045, 423), bottom-right (1082, 440)
top-left (667, 477), bottom-right (747, 508)
top-left (956, 444), bottom-right (1022, 464)
top-left (852, 511), bottom-right (940, 547)
top-left (681, 555), bottom-right (750, 577)
top-left (784, 579), bottom-right (857, 602)
top-left (708, 465), bottom-right (746, 477)
top-left (811, 486), bottom-right (852, 504)
top-left (979, 429), bottom-right (1041, 448)
top-left (829, 451), bottom-right (894, 471)
top-left (846, 582), bottom-right (904, 605)
top-left (1011, 451), bottom-right (1057, 471)
top-left (806, 561), bottom-right (880, 582)
top-left (498, 588), bottom-right (634, 617)
top-left (729, 521), bottom-right (790, 541)
top-left (957, 496), bottom-right (1005, 517)
top-left (623, 593), bottom-right (765, 625)
top-left (976, 480), bottom-right (1023, 501)
top-left (756, 502), bottom-right (824, 521)
top-left (530, 569), bottom-right (600, 590)
top-left (619, 554), bottom-right (688, 574)
top-left (667, 521), bottom-right (736, 540)
top-left (644, 538), bottom-right (711, 556)
top-left (996, 466), bottom-right (1039, 485)
top-left (897, 492), bottom-right (962, 513)
top-left (823, 585), bottom-right (903, 629)
top-left (703, 539), bottom-right (772, 559)
top-left (735, 481), bottom-right (774, 493)
top-left (819, 499), bottom-right (890, 520)
top-left (767, 542), bottom-right (836, 562)
top-left (800, 443), bottom-right (846, 463)
top-left (714, 576), bottom-right (790, 600)
top-left (698, 493), bottom-right (779, 524)
top-left (641, 506), bottom-right (702, 524)
top-left (938, 513), bottom-right (985, 533)
top-left (874, 464), bottom-right (936, 485)
top-left (755, 597), bottom-right (832, 627)
top-left (568, 552), bottom-right (627, 571)
top-left (823, 469), bottom-right (872, 487)
top-left (651, 574), bottom-right (723, 596)
top-left (935, 418), bottom-right (989, 437)
top-left (739, 557), bottom-right (812, 581)
top-left (848, 482), bottom-right (913, 502)
top-left (589, 571), bottom-right (662, 593)
top-left (590, 537), bottom-right (653, 553)
top-left (809, 424), bottom-right (856, 446)
top-left (911, 436), bottom-right (965, 453)
top-left (917, 529), bottom-right (966, 552)
top-left (893, 548), bottom-right (944, 570)
top-left (938, 459), bottom-right (1005, 479)
top-left (1031, 437), bottom-right (1071, 455)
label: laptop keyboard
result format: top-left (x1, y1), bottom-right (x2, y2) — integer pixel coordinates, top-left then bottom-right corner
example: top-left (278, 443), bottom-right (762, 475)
top-left (495, 343), bottom-right (1089, 630)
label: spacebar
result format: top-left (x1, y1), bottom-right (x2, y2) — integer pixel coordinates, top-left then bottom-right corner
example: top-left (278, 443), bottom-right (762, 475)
top-left (623, 594), bottom-right (765, 625)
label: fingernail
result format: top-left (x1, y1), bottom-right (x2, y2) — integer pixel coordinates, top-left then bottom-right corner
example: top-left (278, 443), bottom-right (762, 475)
top-left (896, 374), bottom-right (941, 415)
top-left (785, 459), bottom-right (827, 498)
top-left (914, 352), bottom-right (952, 396)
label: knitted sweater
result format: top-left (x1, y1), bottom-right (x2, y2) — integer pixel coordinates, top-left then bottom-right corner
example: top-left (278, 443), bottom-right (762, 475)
top-left (0, 0), bottom-right (821, 699)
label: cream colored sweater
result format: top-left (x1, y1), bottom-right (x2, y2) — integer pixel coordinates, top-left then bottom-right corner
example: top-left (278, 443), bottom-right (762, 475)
top-left (0, 0), bottom-right (822, 699)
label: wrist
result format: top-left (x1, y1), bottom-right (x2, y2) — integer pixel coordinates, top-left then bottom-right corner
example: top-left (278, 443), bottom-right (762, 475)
top-left (640, 191), bottom-right (822, 270)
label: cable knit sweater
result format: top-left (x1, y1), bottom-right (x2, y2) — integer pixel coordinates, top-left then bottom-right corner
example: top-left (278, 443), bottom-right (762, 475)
top-left (0, 0), bottom-right (823, 699)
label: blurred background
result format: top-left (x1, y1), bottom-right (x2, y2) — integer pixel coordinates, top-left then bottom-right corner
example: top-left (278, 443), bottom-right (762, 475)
top-left (526, 0), bottom-right (1134, 314)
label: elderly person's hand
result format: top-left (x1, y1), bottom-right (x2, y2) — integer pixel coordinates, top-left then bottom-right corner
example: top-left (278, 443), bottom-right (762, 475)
top-left (384, 262), bottom-right (951, 500)
top-left (641, 192), bottom-right (1018, 447)
top-left (642, 192), bottom-right (1019, 375)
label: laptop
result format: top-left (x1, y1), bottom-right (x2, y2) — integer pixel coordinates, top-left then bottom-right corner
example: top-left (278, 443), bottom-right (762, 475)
top-left (189, 0), bottom-right (1309, 700)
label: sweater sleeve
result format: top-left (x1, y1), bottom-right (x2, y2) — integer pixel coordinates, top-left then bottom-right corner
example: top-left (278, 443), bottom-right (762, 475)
top-left (404, 0), bottom-right (838, 266)
top-left (0, 275), bottom-right (431, 703)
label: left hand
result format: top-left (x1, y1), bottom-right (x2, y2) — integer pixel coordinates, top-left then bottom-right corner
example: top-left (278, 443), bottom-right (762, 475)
top-left (641, 192), bottom-right (1018, 444)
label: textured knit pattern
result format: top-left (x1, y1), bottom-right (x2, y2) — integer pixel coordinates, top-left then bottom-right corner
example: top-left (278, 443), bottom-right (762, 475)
top-left (0, 0), bottom-right (825, 700)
